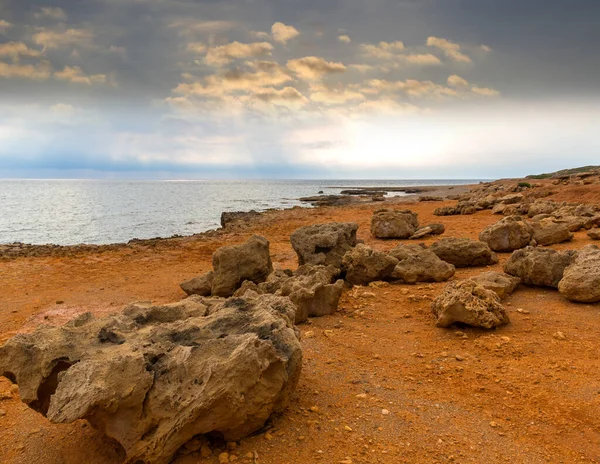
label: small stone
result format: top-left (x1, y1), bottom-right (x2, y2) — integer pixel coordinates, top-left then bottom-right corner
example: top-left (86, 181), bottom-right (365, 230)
top-left (0, 409), bottom-right (6, 416)
top-left (56, 300), bottom-right (64, 305)
top-left (264, 432), bottom-right (273, 440)
top-left (455, 355), bottom-right (464, 361)
top-left (381, 409), bottom-right (390, 415)
top-left (245, 452), bottom-right (254, 459)
top-left (323, 330), bottom-right (334, 337)
top-left (516, 308), bottom-right (530, 314)
top-left (309, 405), bottom-right (319, 413)
top-left (184, 438), bottom-right (202, 452)
top-left (344, 425), bottom-right (353, 432)
top-left (553, 331), bottom-right (566, 341)
top-left (490, 421), bottom-right (499, 428)
top-left (361, 292), bottom-right (376, 299)
top-left (356, 393), bottom-right (367, 399)
top-left (218, 452), bottom-right (230, 464)
top-left (304, 331), bottom-right (315, 339)
top-left (226, 441), bottom-right (237, 450)
top-left (200, 445), bottom-right (212, 458)
top-left (400, 288), bottom-right (410, 295)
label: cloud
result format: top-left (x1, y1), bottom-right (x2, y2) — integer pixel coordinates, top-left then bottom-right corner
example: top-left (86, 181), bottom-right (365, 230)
top-left (365, 78), bottom-right (458, 99)
top-left (360, 41), bottom-right (405, 60)
top-left (32, 28), bottom-right (95, 50)
top-left (271, 22), bottom-right (299, 44)
top-left (251, 31), bottom-right (271, 40)
top-left (471, 86), bottom-right (500, 97)
top-left (287, 56), bottom-right (346, 80)
top-left (251, 86), bottom-right (308, 108)
top-left (34, 7), bottom-right (68, 21)
top-left (204, 41), bottom-right (274, 66)
top-left (309, 84), bottom-right (366, 105)
top-left (0, 42), bottom-right (42, 62)
top-left (168, 20), bottom-right (237, 37)
top-left (50, 103), bottom-right (76, 115)
top-left (0, 61), bottom-right (51, 80)
top-left (54, 66), bottom-right (107, 85)
top-left (426, 36), bottom-right (472, 63)
top-left (0, 19), bottom-right (12, 31)
top-left (349, 64), bottom-right (376, 73)
top-left (186, 42), bottom-right (207, 54)
top-left (481, 45), bottom-right (492, 53)
top-left (447, 74), bottom-right (469, 88)
top-left (338, 34), bottom-right (351, 44)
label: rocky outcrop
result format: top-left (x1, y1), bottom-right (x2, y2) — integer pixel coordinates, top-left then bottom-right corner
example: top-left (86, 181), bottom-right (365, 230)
top-left (370, 209), bottom-right (419, 239)
top-left (429, 238), bottom-right (499, 268)
top-left (479, 216), bottom-right (534, 252)
top-left (589, 229), bottom-right (600, 240)
top-left (220, 210), bottom-right (262, 229)
top-left (290, 222), bottom-right (359, 268)
top-left (342, 244), bottom-right (399, 285)
top-left (504, 246), bottom-right (578, 288)
top-left (180, 271), bottom-right (214, 296)
top-left (211, 235), bottom-right (273, 297)
top-left (409, 223), bottom-right (445, 240)
top-left (389, 244), bottom-right (455, 283)
top-left (434, 204), bottom-right (476, 216)
top-left (530, 218), bottom-right (573, 246)
top-left (469, 271), bottom-right (521, 299)
top-left (0, 294), bottom-right (302, 464)
top-left (499, 193), bottom-right (523, 205)
top-left (558, 245), bottom-right (600, 302)
top-left (431, 280), bottom-right (510, 329)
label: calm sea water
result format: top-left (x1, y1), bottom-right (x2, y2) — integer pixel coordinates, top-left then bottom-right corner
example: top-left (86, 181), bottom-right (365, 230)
top-left (0, 179), bottom-right (481, 245)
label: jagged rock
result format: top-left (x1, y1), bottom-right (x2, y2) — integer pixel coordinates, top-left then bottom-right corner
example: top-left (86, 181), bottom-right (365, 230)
top-left (499, 193), bottom-right (523, 205)
top-left (431, 280), bottom-right (510, 329)
top-left (220, 210), bottom-right (262, 228)
top-left (430, 238), bottom-right (499, 268)
top-left (409, 223), bottom-right (445, 240)
top-left (211, 236), bottom-right (273, 297)
top-left (0, 295), bottom-right (302, 464)
top-left (527, 200), bottom-right (559, 217)
top-left (389, 244), bottom-right (455, 283)
top-left (434, 206), bottom-right (457, 216)
top-left (556, 215), bottom-right (593, 232)
top-left (342, 244), bottom-right (399, 285)
top-left (469, 271), bottom-right (521, 299)
top-left (530, 218), bottom-right (573, 246)
top-left (180, 271), bottom-right (214, 296)
top-left (504, 246), bottom-right (578, 288)
top-left (479, 216), bottom-right (534, 252)
top-left (558, 245), bottom-right (600, 302)
top-left (370, 209), bottom-right (419, 239)
top-left (290, 222), bottom-right (359, 268)
top-left (589, 229), bottom-right (600, 240)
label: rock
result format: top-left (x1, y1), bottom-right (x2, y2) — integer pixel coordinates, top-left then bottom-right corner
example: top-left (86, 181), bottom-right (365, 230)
top-left (0, 294), bottom-right (302, 464)
top-left (430, 238), bottom-right (499, 268)
top-left (530, 218), bottom-right (573, 246)
top-left (504, 246), bottom-right (578, 288)
top-left (212, 236), bottom-right (273, 297)
top-left (409, 223), bottom-right (445, 240)
top-left (469, 271), bottom-right (521, 299)
top-left (431, 280), bottom-right (510, 329)
top-left (588, 229), bottom-right (600, 240)
top-left (180, 271), bottom-right (214, 296)
top-left (389, 244), bottom-right (455, 283)
top-left (499, 193), bottom-right (523, 205)
top-left (558, 245), bottom-right (600, 302)
top-left (370, 209), bottom-right (419, 239)
top-left (342, 244), bottom-right (399, 286)
top-left (433, 206), bottom-right (457, 216)
top-left (527, 200), bottom-right (558, 217)
top-left (220, 210), bottom-right (262, 228)
top-left (290, 222), bottom-right (359, 268)
top-left (479, 217), bottom-right (533, 252)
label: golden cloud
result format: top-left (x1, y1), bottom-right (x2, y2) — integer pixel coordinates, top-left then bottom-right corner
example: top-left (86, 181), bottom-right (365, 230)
top-left (447, 74), bottom-right (469, 88)
top-left (338, 34), bottom-right (351, 44)
top-left (287, 56), bottom-right (346, 80)
top-left (54, 66), bottom-right (107, 85)
top-left (471, 86), bottom-right (500, 97)
top-left (0, 61), bottom-right (51, 80)
top-left (34, 7), bottom-right (68, 21)
top-left (271, 22), bottom-right (300, 44)
top-left (33, 28), bottom-right (95, 50)
top-left (0, 42), bottom-right (42, 62)
top-left (204, 41), bottom-right (274, 66)
top-left (426, 36), bottom-right (472, 63)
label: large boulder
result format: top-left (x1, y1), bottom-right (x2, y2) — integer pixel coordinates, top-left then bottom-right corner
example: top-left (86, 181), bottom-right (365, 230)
top-left (503, 246), bottom-right (578, 288)
top-left (370, 209), bottom-right (419, 239)
top-left (431, 280), bottom-right (510, 329)
top-left (0, 294), bottom-right (302, 464)
top-left (479, 216), bottom-right (533, 252)
top-left (499, 193), bottom-right (523, 205)
top-left (180, 270), bottom-right (214, 296)
top-left (342, 244), bottom-right (399, 285)
top-left (389, 244), bottom-right (455, 283)
top-left (469, 271), bottom-right (521, 299)
top-left (290, 222), bottom-right (359, 268)
top-left (558, 245), bottom-right (600, 302)
top-left (429, 238), bottom-right (499, 268)
top-left (211, 235), bottom-right (273, 297)
top-left (589, 229), bottom-right (600, 240)
top-left (530, 218), bottom-right (573, 246)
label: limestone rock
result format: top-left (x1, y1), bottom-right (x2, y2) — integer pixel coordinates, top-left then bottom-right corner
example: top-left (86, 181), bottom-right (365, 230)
top-left (370, 209), bottom-right (419, 239)
top-left (409, 223), bottom-right (445, 240)
top-left (530, 218), bottom-right (573, 246)
top-left (431, 280), bottom-right (510, 329)
top-left (0, 294), bottom-right (302, 464)
top-left (342, 244), bottom-right (399, 285)
top-left (504, 246), bottom-right (577, 288)
top-left (430, 238), bottom-right (499, 268)
top-left (588, 228), bottom-right (600, 240)
top-left (180, 271), bottom-right (214, 296)
top-left (558, 245), bottom-right (600, 302)
top-left (290, 222), bottom-right (359, 268)
top-left (479, 216), bottom-right (533, 252)
top-left (469, 271), bottom-right (521, 299)
top-left (499, 193), bottom-right (523, 205)
top-left (389, 244), bottom-right (455, 283)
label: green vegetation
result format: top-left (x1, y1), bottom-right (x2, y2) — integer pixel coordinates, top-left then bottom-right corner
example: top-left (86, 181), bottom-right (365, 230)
top-left (526, 165), bottom-right (600, 179)
top-left (517, 182), bottom-right (532, 188)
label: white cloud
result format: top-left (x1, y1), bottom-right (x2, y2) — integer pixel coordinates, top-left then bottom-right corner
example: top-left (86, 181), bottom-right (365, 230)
top-left (481, 45), bottom-right (492, 53)
top-left (0, 19), bottom-right (12, 31)
top-left (287, 56), bottom-right (346, 80)
top-left (34, 7), bottom-right (68, 21)
top-left (33, 28), bottom-right (95, 50)
top-left (0, 61), bottom-right (51, 80)
top-left (338, 34), bottom-right (351, 44)
top-left (426, 36), bottom-right (472, 63)
top-left (271, 22), bottom-right (299, 44)
top-left (472, 86), bottom-right (500, 97)
top-left (54, 66), bottom-right (107, 85)
top-left (204, 41), bottom-right (274, 66)
top-left (447, 74), bottom-right (469, 88)
top-left (186, 42), bottom-right (207, 54)
top-left (0, 42), bottom-right (42, 62)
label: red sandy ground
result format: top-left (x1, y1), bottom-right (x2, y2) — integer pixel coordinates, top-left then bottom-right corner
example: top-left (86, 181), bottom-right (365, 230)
top-left (0, 182), bottom-right (599, 464)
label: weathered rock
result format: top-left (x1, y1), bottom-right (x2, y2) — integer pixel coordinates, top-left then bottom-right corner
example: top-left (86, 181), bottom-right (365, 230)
top-left (588, 228), bottom-right (600, 240)
top-left (0, 294), bottom-right (302, 464)
top-left (430, 238), bottom-right (499, 268)
top-left (431, 280), bottom-right (510, 329)
top-left (180, 271), bottom-right (214, 296)
top-left (479, 217), bottom-right (534, 252)
top-left (504, 246), bottom-right (578, 288)
top-left (409, 223), bottom-right (445, 240)
top-left (499, 193), bottom-right (523, 205)
top-left (531, 218), bottom-right (573, 246)
top-left (527, 200), bottom-right (558, 217)
top-left (211, 236), bottom-right (273, 297)
top-left (342, 244), bottom-right (399, 285)
top-left (558, 245), bottom-right (600, 302)
top-left (389, 244), bottom-right (455, 283)
top-left (220, 210), bottom-right (262, 228)
top-left (469, 271), bottom-right (521, 299)
top-left (433, 206), bottom-right (457, 216)
top-left (370, 209), bottom-right (419, 239)
top-left (290, 222), bottom-right (359, 268)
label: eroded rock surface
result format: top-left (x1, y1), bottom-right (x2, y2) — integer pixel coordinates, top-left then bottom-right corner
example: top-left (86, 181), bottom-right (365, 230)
top-left (469, 271), bottom-right (521, 299)
top-left (531, 218), bottom-right (573, 246)
top-left (0, 295), bottom-right (302, 464)
top-left (180, 270), bottom-right (214, 296)
top-left (504, 246), bottom-right (577, 288)
top-left (342, 244), bottom-right (399, 285)
top-left (431, 280), bottom-right (509, 328)
top-left (479, 216), bottom-right (533, 252)
top-left (430, 238), bottom-right (498, 268)
top-left (370, 209), bottom-right (419, 239)
top-left (558, 245), bottom-right (600, 302)
top-left (290, 222), bottom-right (359, 268)
top-left (389, 244), bottom-right (455, 284)
top-left (589, 229), bottom-right (600, 240)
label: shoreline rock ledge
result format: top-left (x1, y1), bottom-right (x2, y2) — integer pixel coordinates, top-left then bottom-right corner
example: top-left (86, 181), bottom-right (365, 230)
top-left (0, 294), bottom-right (302, 464)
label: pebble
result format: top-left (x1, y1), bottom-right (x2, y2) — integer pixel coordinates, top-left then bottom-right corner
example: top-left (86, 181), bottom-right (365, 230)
top-left (381, 409), bottom-right (390, 415)
top-left (344, 425), bottom-right (353, 432)
top-left (553, 331), bottom-right (567, 341)
top-left (455, 355), bottom-right (464, 361)
top-left (218, 452), bottom-right (229, 464)
top-left (304, 331), bottom-right (315, 339)
top-left (516, 308), bottom-right (530, 314)
top-left (400, 288), bottom-right (409, 295)
top-left (0, 409), bottom-right (6, 417)
top-left (200, 445), bottom-right (212, 458)
top-left (309, 405), bottom-right (319, 413)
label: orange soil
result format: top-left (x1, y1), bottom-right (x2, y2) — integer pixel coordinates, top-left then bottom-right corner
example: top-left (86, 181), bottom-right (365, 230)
top-left (1, 188), bottom-right (599, 464)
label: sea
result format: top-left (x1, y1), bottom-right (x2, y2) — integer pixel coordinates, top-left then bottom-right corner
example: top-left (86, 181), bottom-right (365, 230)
top-left (0, 179), bottom-right (482, 246)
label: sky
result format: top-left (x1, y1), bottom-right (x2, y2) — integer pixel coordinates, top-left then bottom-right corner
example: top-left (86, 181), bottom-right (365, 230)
top-left (0, 0), bottom-right (599, 179)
